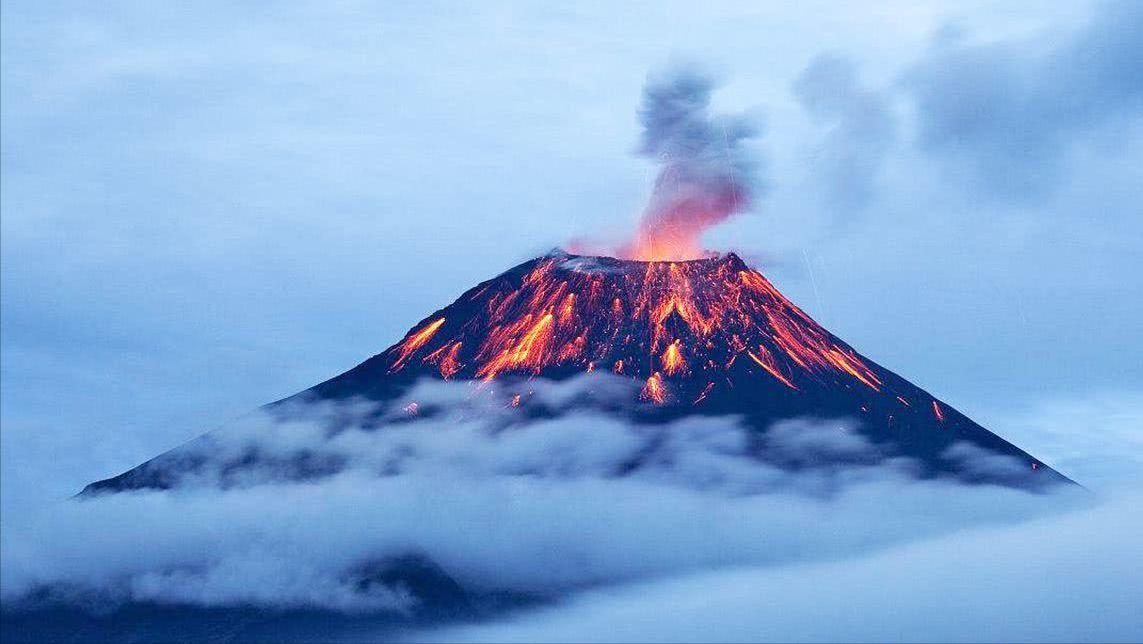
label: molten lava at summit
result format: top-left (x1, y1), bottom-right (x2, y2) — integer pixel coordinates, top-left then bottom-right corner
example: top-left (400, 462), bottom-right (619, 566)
top-left (386, 251), bottom-right (882, 403)
top-left (83, 249), bottom-right (1070, 495)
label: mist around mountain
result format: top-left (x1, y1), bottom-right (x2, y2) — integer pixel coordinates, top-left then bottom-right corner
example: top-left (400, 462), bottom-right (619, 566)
top-left (5, 374), bottom-right (1141, 642)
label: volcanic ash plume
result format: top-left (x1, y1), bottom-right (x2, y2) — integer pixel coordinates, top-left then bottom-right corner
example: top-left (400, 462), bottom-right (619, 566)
top-left (623, 67), bottom-right (759, 261)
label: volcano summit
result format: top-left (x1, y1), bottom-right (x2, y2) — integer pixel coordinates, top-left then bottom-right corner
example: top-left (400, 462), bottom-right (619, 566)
top-left (83, 250), bottom-right (1068, 494)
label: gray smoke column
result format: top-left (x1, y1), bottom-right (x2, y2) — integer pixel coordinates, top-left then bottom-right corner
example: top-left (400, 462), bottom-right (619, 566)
top-left (622, 66), bottom-right (759, 261)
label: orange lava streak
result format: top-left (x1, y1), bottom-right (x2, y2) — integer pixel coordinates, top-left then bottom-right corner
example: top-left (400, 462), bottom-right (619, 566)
top-left (642, 264), bottom-right (718, 346)
top-left (693, 381), bottom-right (714, 405)
top-left (557, 335), bottom-right (586, 362)
top-left (747, 348), bottom-right (798, 390)
top-left (825, 348), bottom-right (882, 391)
top-left (738, 269), bottom-right (882, 387)
top-left (661, 340), bottom-right (687, 375)
top-left (558, 293), bottom-right (577, 324)
top-left (391, 318), bottom-right (445, 369)
top-left (477, 313), bottom-right (555, 380)
top-left (398, 254), bottom-right (887, 396)
top-left (422, 341), bottom-right (462, 379)
top-left (641, 372), bottom-right (666, 404)
top-left (932, 400), bottom-right (946, 422)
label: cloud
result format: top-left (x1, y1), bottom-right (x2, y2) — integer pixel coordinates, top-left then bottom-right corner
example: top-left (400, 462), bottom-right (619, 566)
top-left (793, 54), bottom-right (896, 210)
top-left (901, 0), bottom-right (1143, 200)
top-left (425, 491), bottom-right (1143, 643)
top-left (1, 378), bottom-right (1086, 616)
top-left (942, 441), bottom-right (1036, 486)
top-left (980, 389), bottom-right (1143, 489)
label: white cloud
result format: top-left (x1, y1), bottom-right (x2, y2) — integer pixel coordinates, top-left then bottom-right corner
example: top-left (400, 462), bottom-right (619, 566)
top-left (424, 491), bottom-right (1143, 643)
top-left (0, 379), bottom-right (1090, 614)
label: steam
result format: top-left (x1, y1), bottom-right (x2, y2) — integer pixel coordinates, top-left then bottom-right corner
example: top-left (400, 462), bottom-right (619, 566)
top-left (622, 66), bottom-right (760, 261)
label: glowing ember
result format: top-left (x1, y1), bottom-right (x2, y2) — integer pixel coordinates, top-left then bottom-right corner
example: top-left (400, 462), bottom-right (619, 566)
top-left (661, 340), bottom-right (687, 375)
top-left (424, 341), bottom-right (462, 379)
top-left (641, 372), bottom-right (666, 404)
top-left (390, 318), bottom-right (445, 370)
top-left (932, 400), bottom-right (946, 422)
top-left (693, 381), bottom-right (715, 405)
top-left (476, 312), bottom-right (555, 380)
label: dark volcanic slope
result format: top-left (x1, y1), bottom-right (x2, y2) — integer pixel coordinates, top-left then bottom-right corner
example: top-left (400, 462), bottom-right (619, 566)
top-left (84, 251), bottom-right (1069, 493)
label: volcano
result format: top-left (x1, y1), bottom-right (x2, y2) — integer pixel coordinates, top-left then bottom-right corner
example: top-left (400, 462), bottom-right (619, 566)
top-left (83, 250), bottom-right (1069, 494)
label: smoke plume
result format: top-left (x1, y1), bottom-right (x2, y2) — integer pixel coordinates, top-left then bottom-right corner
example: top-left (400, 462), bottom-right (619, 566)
top-left (622, 66), bottom-right (760, 261)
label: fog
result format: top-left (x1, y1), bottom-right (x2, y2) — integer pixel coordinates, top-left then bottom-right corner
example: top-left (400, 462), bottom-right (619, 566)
top-left (0, 377), bottom-right (1102, 626)
top-left (425, 492), bottom-right (1142, 642)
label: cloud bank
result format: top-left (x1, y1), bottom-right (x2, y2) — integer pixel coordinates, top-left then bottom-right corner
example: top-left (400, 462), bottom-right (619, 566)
top-left (1, 377), bottom-right (1087, 618)
top-left (427, 491), bottom-right (1143, 643)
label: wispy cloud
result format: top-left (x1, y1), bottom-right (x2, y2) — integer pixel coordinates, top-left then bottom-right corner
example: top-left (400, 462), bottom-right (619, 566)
top-left (901, 0), bottom-right (1143, 200)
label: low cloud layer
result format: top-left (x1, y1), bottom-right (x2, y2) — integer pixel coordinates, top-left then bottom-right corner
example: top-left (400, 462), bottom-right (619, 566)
top-left (428, 492), bottom-right (1143, 643)
top-left (1, 377), bottom-right (1087, 617)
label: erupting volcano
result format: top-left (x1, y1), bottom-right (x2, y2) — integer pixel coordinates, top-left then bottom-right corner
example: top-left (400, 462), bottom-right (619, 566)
top-left (84, 249), bottom-right (1069, 494)
top-left (382, 252), bottom-right (880, 393)
top-left (80, 67), bottom-right (1068, 495)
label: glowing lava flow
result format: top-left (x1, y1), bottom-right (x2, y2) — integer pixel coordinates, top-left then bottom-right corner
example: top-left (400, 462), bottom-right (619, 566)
top-left (662, 340), bottom-right (687, 375)
top-left (476, 312), bottom-right (555, 380)
top-left (385, 252), bottom-right (888, 405)
top-left (747, 346), bottom-right (797, 390)
top-left (390, 317), bottom-right (445, 370)
top-left (932, 400), bottom-right (946, 422)
top-left (641, 372), bottom-right (666, 403)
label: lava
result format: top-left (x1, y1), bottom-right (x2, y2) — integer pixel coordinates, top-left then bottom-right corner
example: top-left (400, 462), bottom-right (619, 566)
top-left (424, 341), bottom-right (462, 379)
top-left (476, 312), bottom-right (555, 380)
top-left (747, 346), bottom-right (797, 390)
top-left (662, 340), bottom-right (687, 375)
top-left (391, 317), bottom-right (445, 370)
top-left (932, 400), bottom-right (946, 422)
top-left (641, 372), bottom-right (666, 404)
top-left (386, 252), bottom-right (887, 404)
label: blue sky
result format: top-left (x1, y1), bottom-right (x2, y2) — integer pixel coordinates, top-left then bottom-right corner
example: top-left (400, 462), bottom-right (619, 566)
top-left (2, 0), bottom-right (1141, 511)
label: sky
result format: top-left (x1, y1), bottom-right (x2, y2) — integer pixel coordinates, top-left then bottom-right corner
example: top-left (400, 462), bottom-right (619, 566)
top-left (1, 1), bottom-right (1142, 636)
